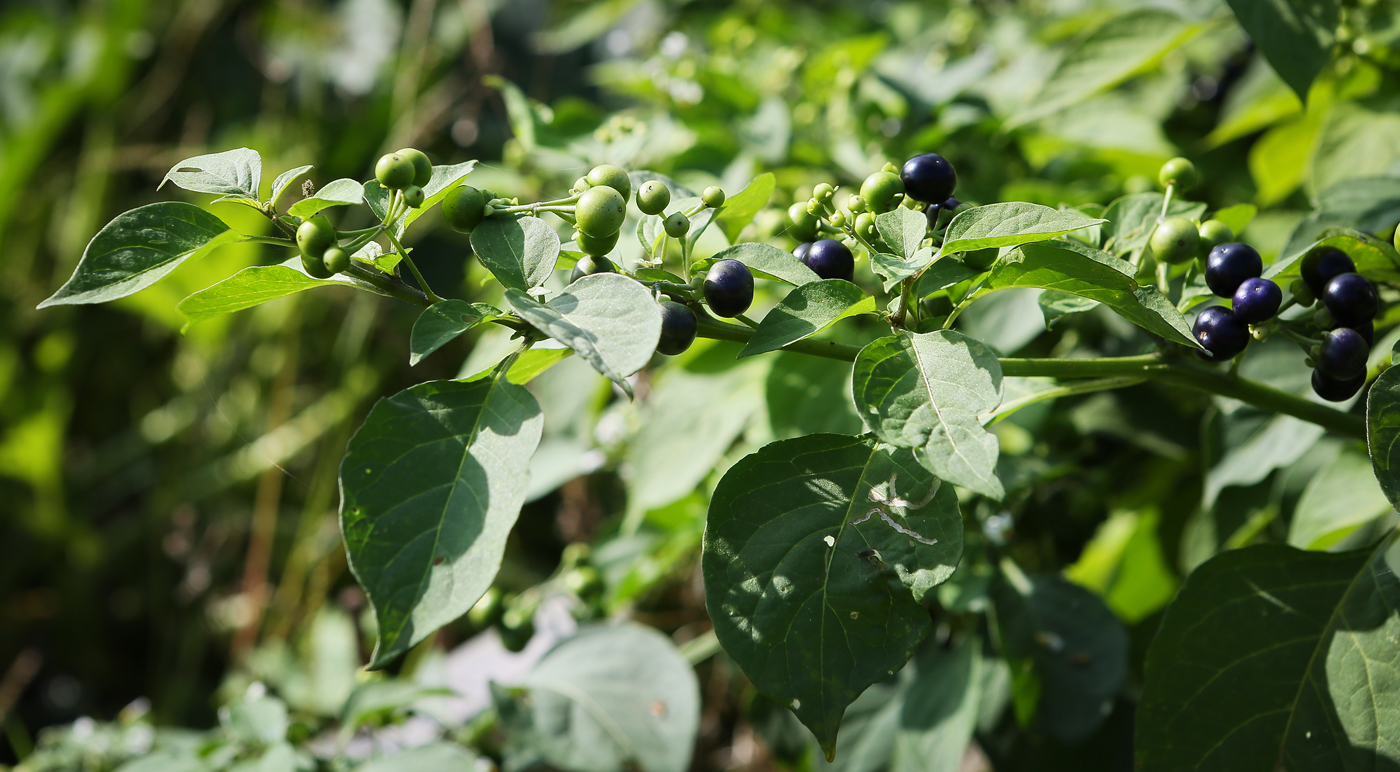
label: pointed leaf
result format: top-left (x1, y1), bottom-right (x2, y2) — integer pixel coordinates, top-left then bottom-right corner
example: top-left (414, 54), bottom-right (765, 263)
top-left (697, 243), bottom-right (821, 286)
top-left (159, 147), bottom-right (262, 200)
top-left (178, 262), bottom-right (334, 329)
top-left (288, 178), bottom-right (365, 218)
top-left (340, 378), bottom-right (544, 668)
top-left (739, 280), bottom-right (877, 358)
top-left (1224, 0), bottom-right (1338, 101)
top-left (269, 164), bottom-right (314, 209)
top-left (872, 247), bottom-right (937, 292)
top-left (852, 331), bottom-right (1005, 499)
top-left (40, 202), bottom-right (237, 308)
top-left (409, 300), bottom-right (493, 366)
top-left (940, 203), bottom-right (1105, 255)
top-left (875, 207), bottom-right (928, 261)
top-left (703, 434), bottom-right (965, 758)
top-left (715, 173), bottom-right (776, 244)
top-left (472, 216), bottom-right (560, 292)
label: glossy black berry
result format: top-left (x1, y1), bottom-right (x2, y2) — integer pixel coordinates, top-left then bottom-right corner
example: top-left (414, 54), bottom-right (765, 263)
top-left (1317, 327), bottom-right (1370, 380)
top-left (1205, 243), bottom-right (1262, 298)
top-left (656, 301), bottom-right (698, 356)
top-left (703, 259), bottom-right (754, 318)
top-left (1299, 247), bottom-right (1355, 295)
top-left (1193, 306), bottom-right (1249, 361)
top-left (794, 242), bottom-right (813, 261)
top-left (802, 238), bottom-right (855, 282)
top-left (571, 255), bottom-right (615, 284)
top-left (900, 153), bottom-right (957, 204)
top-left (1354, 320), bottom-right (1375, 345)
top-left (1231, 277), bottom-right (1282, 323)
top-left (1311, 369), bottom-right (1365, 402)
top-left (1322, 273), bottom-right (1378, 328)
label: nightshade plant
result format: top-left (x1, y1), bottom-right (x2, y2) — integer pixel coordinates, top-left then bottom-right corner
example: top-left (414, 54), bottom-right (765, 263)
top-left (40, 141), bottom-right (1400, 768)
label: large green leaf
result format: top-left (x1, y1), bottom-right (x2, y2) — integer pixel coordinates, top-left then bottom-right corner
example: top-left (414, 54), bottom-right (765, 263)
top-left (698, 242), bottom-right (821, 286)
top-left (472, 215), bottom-right (561, 292)
top-left (852, 331), bottom-right (1005, 499)
top-left (703, 434), bottom-right (965, 759)
top-left (1137, 540), bottom-right (1400, 771)
top-left (493, 624), bottom-right (700, 772)
top-left (176, 262), bottom-right (334, 329)
top-left (974, 240), bottom-right (1201, 348)
top-left (39, 202), bottom-right (237, 308)
top-left (505, 273), bottom-right (662, 396)
top-left (287, 178), bottom-right (365, 218)
top-left (1289, 445), bottom-right (1393, 550)
top-left (340, 377), bottom-right (544, 668)
top-left (940, 203), bottom-right (1105, 255)
top-left (1224, 0), bottom-right (1338, 101)
top-left (1368, 364), bottom-right (1400, 510)
top-left (739, 280), bottom-right (878, 358)
top-left (159, 147), bottom-right (262, 201)
top-left (714, 173), bottom-right (776, 243)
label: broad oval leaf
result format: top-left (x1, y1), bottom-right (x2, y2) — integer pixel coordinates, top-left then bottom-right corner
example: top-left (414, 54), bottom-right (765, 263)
top-left (472, 215), bottom-right (561, 292)
top-left (1367, 364), bottom-right (1400, 509)
top-left (875, 207), bottom-right (928, 261)
top-left (940, 203), bottom-right (1105, 255)
top-left (714, 172), bottom-right (776, 243)
top-left (493, 623), bottom-right (701, 772)
top-left (852, 331), bottom-right (1005, 499)
top-left (39, 202), bottom-right (237, 308)
top-left (505, 273), bottom-right (662, 396)
top-left (739, 280), bottom-right (878, 358)
top-left (697, 242), bottom-right (821, 286)
top-left (409, 300), bottom-right (492, 366)
top-left (159, 147), bottom-right (262, 200)
top-left (703, 434), bottom-right (965, 759)
top-left (287, 178), bottom-right (365, 218)
top-left (1137, 540), bottom-right (1400, 771)
top-left (976, 240), bottom-right (1201, 348)
top-left (340, 378), bottom-right (544, 668)
top-left (872, 247), bottom-right (936, 292)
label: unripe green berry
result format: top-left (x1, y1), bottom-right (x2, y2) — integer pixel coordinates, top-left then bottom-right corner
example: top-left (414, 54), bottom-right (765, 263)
top-left (829, 210), bottom-right (847, 228)
top-left (576, 185), bottom-right (627, 238)
top-left (301, 249), bottom-right (333, 280)
top-left (573, 177), bottom-right (592, 194)
top-left (402, 185), bottom-right (425, 209)
top-left (586, 164), bottom-right (631, 202)
top-left (788, 202), bottom-right (818, 241)
top-left (1289, 279), bottom-right (1316, 307)
top-left (575, 228), bottom-right (620, 257)
top-left (855, 212), bottom-right (876, 237)
top-left (636, 180), bottom-right (671, 215)
top-left (571, 254), bottom-right (615, 282)
top-left (806, 198), bottom-right (822, 215)
top-left (296, 215), bottom-right (336, 259)
top-left (814, 183), bottom-right (834, 201)
top-left (1159, 157), bottom-right (1198, 191)
top-left (442, 185), bottom-right (487, 233)
top-left (847, 194), bottom-right (866, 213)
top-left (375, 152), bottom-right (416, 190)
top-left (664, 211), bottom-right (690, 238)
top-left (702, 186), bottom-right (726, 208)
top-left (322, 246), bottom-right (350, 275)
top-left (1251, 326), bottom-right (1269, 341)
top-left (1149, 217), bottom-right (1200, 264)
top-left (1198, 219), bottom-right (1233, 252)
top-left (394, 148), bottom-right (433, 188)
top-left (860, 171), bottom-right (905, 213)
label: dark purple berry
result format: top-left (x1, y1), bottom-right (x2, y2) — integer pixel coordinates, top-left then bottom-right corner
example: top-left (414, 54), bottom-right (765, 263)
top-left (1300, 247), bottom-right (1355, 295)
top-left (1317, 327), bottom-right (1370, 380)
top-left (703, 259), bottom-right (754, 318)
top-left (794, 242), bottom-right (813, 261)
top-left (1354, 320), bottom-right (1375, 345)
top-left (1192, 306), bottom-right (1249, 361)
top-left (1311, 369), bottom-right (1365, 402)
top-left (1205, 243), bottom-right (1263, 298)
top-left (1322, 273), bottom-right (1378, 328)
top-left (900, 153), bottom-right (957, 204)
top-left (1231, 277), bottom-right (1282, 323)
top-left (802, 238), bottom-right (855, 282)
top-left (656, 301), bottom-right (698, 356)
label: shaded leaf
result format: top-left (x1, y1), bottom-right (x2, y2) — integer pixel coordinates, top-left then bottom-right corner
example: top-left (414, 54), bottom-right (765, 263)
top-left (1038, 289), bottom-right (1099, 329)
top-left (739, 280), bottom-right (878, 358)
top-left (875, 207), bottom-right (929, 261)
top-left (1368, 364), bottom-right (1400, 510)
top-left (940, 203), bottom-right (1105, 255)
top-left (1289, 445), bottom-right (1393, 550)
top-left (409, 300), bottom-right (494, 366)
top-left (1102, 192), bottom-right (1208, 254)
top-left (1225, 0), bottom-right (1339, 101)
top-left (357, 743), bottom-right (481, 772)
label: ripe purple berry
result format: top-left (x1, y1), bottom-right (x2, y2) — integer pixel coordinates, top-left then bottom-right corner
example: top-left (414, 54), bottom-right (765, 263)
top-left (1231, 277), bottom-right (1282, 323)
top-left (1317, 327), bottom-right (1370, 380)
top-left (900, 153), bottom-right (957, 204)
top-left (802, 238), bottom-right (855, 282)
top-left (1321, 273), bottom-right (1378, 329)
top-left (1192, 306), bottom-right (1249, 361)
top-left (1311, 369), bottom-right (1365, 402)
top-left (1205, 243), bottom-right (1263, 298)
top-left (1300, 247), bottom-right (1355, 295)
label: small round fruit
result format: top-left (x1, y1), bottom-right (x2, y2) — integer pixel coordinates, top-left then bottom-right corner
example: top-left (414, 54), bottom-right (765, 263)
top-left (570, 254), bottom-right (615, 283)
top-left (499, 606), bottom-right (535, 653)
top-left (656, 301), bottom-right (698, 356)
top-left (788, 202), bottom-right (818, 241)
top-left (572, 177), bottom-right (591, 194)
top-left (322, 246), bottom-right (350, 275)
top-left (1192, 305), bottom-right (1249, 361)
top-left (846, 194), bottom-right (866, 213)
top-left (664, 211), bottom-right (690, 238)
top-left (813, 182), bottom-right (835, 201)
top-left (575, 229), bottom-right (619, 258)
top-left (1312, 369), bottom-right (1366, 402)
top-left (860, 171), bottom-right (905, 213)
top-left (941, 197), bottom-right (962, 212)
top-left (296, 215), bottom-right (336, 259)
top-left (1317, 327), bottom-right (1371, 380)
top-left (300, 249), bottom-right (334, 280)
top-left (900, 153), bottom-right (957, 203)
top-left (803, 238), bottom-right (854, 282)
top-left (854, 212), bottom-right (876, 237)
top-left (563, 566), bottom-right (604, 602)
top-left (1158, 157), bottom-right (1198, 190)
top-left (576, 185), bottom-right (627, 237)
top-left (1150, 217), bottom-right (1201, 264)
top-left (794, 242), bottom-right (813, 261)
top-left (1300, 247), bottom-right (1356, 295)
top-left (402, 185), bottom-right (425, 209)
top-left (375, 152), bottom-right (416, 190)
top-left (1231, 277), bottom-right (1282, 323)
top-left (1205, 242), bottom-right (1263, 298)
top-left (467, 587), bottom-right (504, 628)
top-left (703, 259), bottom-right (754, 318)
top-left (585, 164), bottom-right (631, 201)
top-left (702, 186), bottom-right (726, 208)
top-left (1322, 273), bottom-right (1378, 328)
top-left (442, 185), bottom-right (487, 233)
top-left (394, 148), bottom-right (433, 188)
top-left (1198, 219), bottom-right (1233, 252)
top-left (636, 180), bottom-right (671, 215)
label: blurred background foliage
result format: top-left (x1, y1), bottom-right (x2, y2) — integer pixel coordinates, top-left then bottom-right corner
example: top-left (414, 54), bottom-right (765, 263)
top-left (2, 0), bottom-right (1399, 769)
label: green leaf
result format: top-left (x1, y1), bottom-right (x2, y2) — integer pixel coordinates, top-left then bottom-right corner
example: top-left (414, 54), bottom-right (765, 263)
top-left (1038, 289), bottom-right (1099, 329)
top-left (287, 178), bottom-right (365, 218)
top-left (1250, 118), bottom-right (1319, 205)
top-left (875, 207), bottom-right (929, 261)
top-left (714, 173), bottom-right (776, 244)
top-left (703, 434), bottom-right (965, 758)
top-left (39, 202), bottom-right (237, 308)
top-left (940, 203), bottom-right (1105, 255)
top-left (504, 273), bottom-right (662, 396)
top-left (697, 242), bottom-right (821, 286)
top-left (1367, 364), bottom-right (1400, 510)
top-left (176, 262), bottom-right (334, 330)
top-left (989, 562), bottom-right (1128, 743)
top-left (409, 300), bottom-right (492, 366)
top-left (1211, 203), bottom-right (1258, 235)
top-left (766, 352), bottom-right (864, 439)
top-left (1265, 233), bottom-right (1400, 285)
top-left (269, 164), bottom-right (313, 208)
top-left (493, 624), bottom-right (701, 772)
top-left (1288, 445), bottom-right (1393, 550)
top-left (1010, 10), bottom-right (1203, 126)
top-left (852, 331), bottom-right (1005, 499)
top-left (872, 248), bottom-right (937, 292)
top-left (357, 743), bottom-right (481, 772)
top-left (471, 216), bottom-right (561, 292)
top-left (975, 240), bottom-right (1201, 348)
top-left (1102, 192), bottom-right (1208, 254)
top-left (1137, 540), bottom-right (1400, 771)
top-left (739, 280), bottom-right (878, 358)
top-left (159, 147), bottom-right (262, 200)
top-left (1311, 102), bottom-right (1400, 196)
top-left (916, 256), bottom-right (983, 296)
top-left (1224, 0), bottom-right (1339, 101)
top-left (340, 378), bottom-right (544, 668)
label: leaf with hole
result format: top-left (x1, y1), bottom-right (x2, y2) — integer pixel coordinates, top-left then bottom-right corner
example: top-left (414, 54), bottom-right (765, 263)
top-left (159, 147), bottom-right (262, 200)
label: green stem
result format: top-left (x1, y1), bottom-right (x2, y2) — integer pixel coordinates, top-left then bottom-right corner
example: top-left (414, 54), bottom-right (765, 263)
top-left (1160, 182), bottom-right (1175, 220)
top-left (241, 235), bottom-right (297, 247)
top-left (343, 263), bottom-right (431, 307)
top-left (984, 376), bottom-right (1147, 426)
top-left (382, 227), bottom-right (445, 304)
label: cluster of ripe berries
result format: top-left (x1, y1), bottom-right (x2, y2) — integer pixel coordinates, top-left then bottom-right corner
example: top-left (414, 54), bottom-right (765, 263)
top-left (1192, 243), bottom-right (1379, 401)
